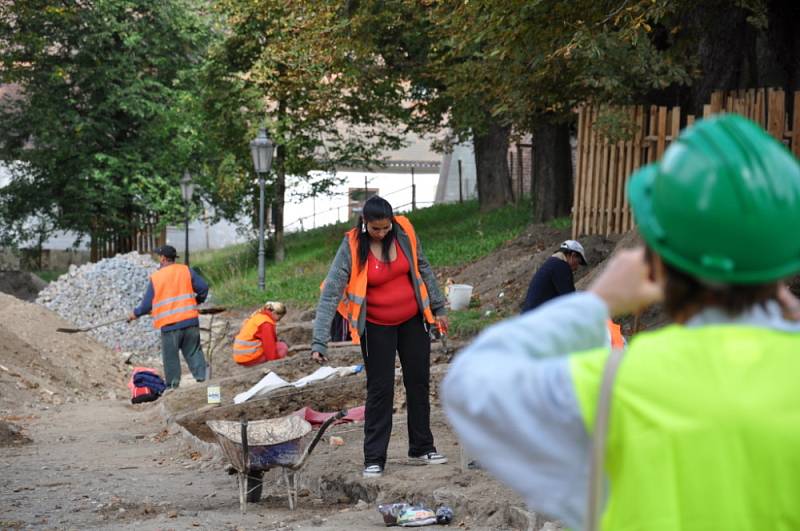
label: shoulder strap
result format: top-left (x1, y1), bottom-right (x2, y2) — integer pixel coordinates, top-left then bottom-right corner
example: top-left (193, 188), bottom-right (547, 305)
top-left (586, 347), bottom-right (625, 531)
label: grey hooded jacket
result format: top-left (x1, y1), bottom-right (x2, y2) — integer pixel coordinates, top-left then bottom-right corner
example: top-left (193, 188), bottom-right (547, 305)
top-left (311, 221), bottom-right (446, 356)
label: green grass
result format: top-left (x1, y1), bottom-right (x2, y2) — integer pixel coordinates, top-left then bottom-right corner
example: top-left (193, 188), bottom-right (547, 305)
top-left (33, 269), bottom-right (68, 283)
top-left (447, 308), bottom-right (505, 339)
top-left (192, 199), bottom-right (532, 310)
top-left (548, 216), bottom-right (572, 231)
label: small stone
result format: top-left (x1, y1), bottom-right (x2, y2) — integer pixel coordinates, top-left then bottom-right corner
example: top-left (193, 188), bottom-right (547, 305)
top-left (311, 515), bottom-right (324, 526)
top-left (167, 510), bottom-right (178, 518)
top-left (354, 499), bottom-right (369, 510)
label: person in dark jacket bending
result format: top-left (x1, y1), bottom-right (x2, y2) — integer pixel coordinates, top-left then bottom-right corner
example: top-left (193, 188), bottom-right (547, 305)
top-left (521, 240), bottom-right (587, 313)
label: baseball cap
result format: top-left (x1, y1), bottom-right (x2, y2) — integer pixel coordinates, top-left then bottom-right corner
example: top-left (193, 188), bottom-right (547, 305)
top-left (559, 240), bottom-right (587, 265)
top-left (154, 245), bottom-right (178, 259)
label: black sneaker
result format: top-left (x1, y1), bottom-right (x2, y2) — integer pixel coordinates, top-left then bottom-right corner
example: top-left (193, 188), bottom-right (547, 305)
top-left (409, 451), bottom-right (448, 465)
top-left (363, 464), bottom-right (383, 478)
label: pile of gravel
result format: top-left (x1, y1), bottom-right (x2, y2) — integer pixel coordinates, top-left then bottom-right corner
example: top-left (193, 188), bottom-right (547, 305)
top-left (36, 252), bottom-right (161, 354)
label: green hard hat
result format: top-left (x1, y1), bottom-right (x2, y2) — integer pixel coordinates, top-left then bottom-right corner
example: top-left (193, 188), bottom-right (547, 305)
top-left (628, 113), bottom-right (800, 284)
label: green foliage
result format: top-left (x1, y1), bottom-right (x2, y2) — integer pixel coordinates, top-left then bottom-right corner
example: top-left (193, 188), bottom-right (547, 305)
top-left (200, 0), bottom-right (410, 241)
top-left (192, 200), bottom-right (531, 308)
top-left (0, 0), bottom-right (213, 246)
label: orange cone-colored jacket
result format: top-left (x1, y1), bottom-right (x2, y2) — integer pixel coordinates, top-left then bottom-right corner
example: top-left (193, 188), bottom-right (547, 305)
top-left (150, 264), bottom-right (199, 329)
top-left (312, 216), bottom-right (446, 355)
top-left (233, 311), bottom-right (283, 365)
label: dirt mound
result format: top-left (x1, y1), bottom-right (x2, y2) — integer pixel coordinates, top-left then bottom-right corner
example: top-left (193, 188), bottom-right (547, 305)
top-left (0, 292), bottom-right (128, 415)
top-left (447, 223), bottom-right (622, 317)
top-left (0, 270), bottom-right (47, 301)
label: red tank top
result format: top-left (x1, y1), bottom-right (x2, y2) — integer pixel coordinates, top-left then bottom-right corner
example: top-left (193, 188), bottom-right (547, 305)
top-left (365, 240), bottom-right (419, 325)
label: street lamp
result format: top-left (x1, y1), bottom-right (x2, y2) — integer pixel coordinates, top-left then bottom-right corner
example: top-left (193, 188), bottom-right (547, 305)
top-left (250, 127), bottom-right (275, 291)
top-left (180, 170), bottom-right (194, 267)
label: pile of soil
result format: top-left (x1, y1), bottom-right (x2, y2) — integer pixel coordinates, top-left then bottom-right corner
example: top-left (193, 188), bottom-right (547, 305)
top-left (444, 223), bottom-right (622, 319)
top-left (0, 270), bottom-right (47, 301)
top-left (0, 292), bottom-right (128, 416)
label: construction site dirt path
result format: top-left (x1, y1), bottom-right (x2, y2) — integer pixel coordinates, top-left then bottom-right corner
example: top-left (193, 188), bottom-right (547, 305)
top-left (1, 398), bottom-right (425, 531)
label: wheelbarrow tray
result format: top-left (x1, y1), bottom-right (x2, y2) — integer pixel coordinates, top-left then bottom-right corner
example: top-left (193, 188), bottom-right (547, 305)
top-left (207, 415), bottom-right (312, 472)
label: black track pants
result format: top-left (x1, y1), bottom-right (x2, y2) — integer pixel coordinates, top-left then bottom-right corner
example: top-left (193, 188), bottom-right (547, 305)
top-left (360, 315), bottom-right (436, 467)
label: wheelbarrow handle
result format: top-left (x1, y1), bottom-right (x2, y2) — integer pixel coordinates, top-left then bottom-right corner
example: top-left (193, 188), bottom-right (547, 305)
top-left (289, 409), bottom-right (348, 471)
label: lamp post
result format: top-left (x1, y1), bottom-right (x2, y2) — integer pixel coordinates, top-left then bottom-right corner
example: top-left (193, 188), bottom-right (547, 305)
top-left (250, 128), bottom-right (275, 291)
top-left (179, 170), bottom-right (194, 267)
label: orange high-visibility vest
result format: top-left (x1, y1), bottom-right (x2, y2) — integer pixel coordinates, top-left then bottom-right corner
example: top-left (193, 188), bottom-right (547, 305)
top-left (233, 312), bottom-right (276, 365)
top-left (607, 319), bottom-right (625, 349)
top-left (340, 215), bottom-right (435, 343)
top-left (150, 264), bottom-right (199, 329)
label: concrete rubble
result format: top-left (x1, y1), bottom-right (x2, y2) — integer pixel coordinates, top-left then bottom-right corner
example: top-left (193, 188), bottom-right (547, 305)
top-left (35, 252), bottom-right (162, 355)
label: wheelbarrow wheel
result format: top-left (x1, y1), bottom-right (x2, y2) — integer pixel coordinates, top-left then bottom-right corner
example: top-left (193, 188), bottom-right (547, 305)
top-left (246, 469), bottom-right (264, 503)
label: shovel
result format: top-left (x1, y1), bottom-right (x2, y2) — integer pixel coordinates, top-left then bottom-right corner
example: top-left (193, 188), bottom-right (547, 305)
top-left (57, 307), bottom-right (227, 333)
top-left (56, 317), bottom-right (130, 334)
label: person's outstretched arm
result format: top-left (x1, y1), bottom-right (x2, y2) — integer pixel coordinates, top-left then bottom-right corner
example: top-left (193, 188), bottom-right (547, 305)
top-left (442, 292), bottom-right (609, 528)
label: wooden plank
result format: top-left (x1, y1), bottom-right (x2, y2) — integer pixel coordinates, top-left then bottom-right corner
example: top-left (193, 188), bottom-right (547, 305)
top-left (656, 106), bottom-right (668, 158)
top-left (768, 88), bottom-right (786, 141)
top-left (605, 136), bottom-right (618, 236)
top-left (624, 106), bottom-right (645, 232)
top-left (670, 106), bottom-right (681, 147)
top-left (710, 91), bottom-right (723, 115)
top-left (703, 104), bottom-right (712, 119)
top-left (595, 127), bottom-right (610, 235)
top-left (578, 106), bottom-right (594, 236)
top-left (573, 107), bottom-right (586, 239)
top-left (617, 106), bottom-right (635, 234)
top-left (583, 106), bottom-right (598, 237)
top-left (686, 114), bottom-right (696, 127)
top-left (644, 105), bottom-right (656, 163)
top-left (613, 107), bottom-right (629, 234)
top-left (747, 88), bottom-right (756, 121)
top-left (793, 92), bottom-right (800, 158)
top-left (755, 88), bottom-right (765, 127)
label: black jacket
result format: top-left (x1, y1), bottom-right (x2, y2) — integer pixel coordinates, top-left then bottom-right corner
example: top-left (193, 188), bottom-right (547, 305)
top-left (521, 256), bottom-right (575, 313)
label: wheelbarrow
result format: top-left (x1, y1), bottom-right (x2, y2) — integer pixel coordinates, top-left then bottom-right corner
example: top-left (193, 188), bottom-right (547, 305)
top-left (207, 409), bottom-right (347, 513)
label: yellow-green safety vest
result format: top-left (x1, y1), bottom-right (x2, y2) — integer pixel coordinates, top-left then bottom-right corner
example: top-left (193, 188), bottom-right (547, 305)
top-left (570, 324), bottom-right (800, 530)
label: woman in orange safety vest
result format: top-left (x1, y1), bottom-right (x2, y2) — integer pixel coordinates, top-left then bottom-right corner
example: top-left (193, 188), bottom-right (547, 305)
top-left (232, 301), bottom-right (288, 366)
top-left (311, 196), bottom-right (449, 478)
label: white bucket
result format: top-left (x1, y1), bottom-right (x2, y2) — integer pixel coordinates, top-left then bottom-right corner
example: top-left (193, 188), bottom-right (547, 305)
top-left (448, 284), bottom-right (473, 310)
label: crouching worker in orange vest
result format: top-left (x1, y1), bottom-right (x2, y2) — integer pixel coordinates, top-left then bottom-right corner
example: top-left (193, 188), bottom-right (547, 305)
top-left (128, 245), bottom-right (209, 389)
top-left (233, 301), bottom-right (288, 366)
top-left (443, 114), bottom-right (800, 530)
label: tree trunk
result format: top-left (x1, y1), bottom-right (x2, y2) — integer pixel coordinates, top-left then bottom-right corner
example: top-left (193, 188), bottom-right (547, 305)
top-left (473, 119), bottom-right (513, 212)
top-left (531, 120), bottom-right (573, 223)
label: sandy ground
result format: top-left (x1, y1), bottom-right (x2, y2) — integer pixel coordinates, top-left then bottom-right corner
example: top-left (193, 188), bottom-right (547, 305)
top-left (1, 391), bottom-right (541, 530)
top-left (14, 222), bottom-right (781, 530)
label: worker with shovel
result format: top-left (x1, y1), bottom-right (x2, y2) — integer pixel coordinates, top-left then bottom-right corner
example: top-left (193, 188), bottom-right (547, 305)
top-left (129, 245), bottom-right (209, 389)
top-left (443, 114), bottom-right (800, 530)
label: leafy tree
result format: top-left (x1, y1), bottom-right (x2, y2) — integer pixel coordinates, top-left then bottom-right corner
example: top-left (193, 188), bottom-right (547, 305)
top-left (202, 0), bottom-right (407, 262)
top-left (0, 0), bottom-right (212, 253)
top-left (435, 0), bottom-right (696, 222)
top-left (342, 0), bottom-right (516, 212)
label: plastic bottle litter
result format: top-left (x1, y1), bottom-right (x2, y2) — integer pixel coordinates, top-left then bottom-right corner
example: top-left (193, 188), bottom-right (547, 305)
top-left (378, 503), bottom-right (410, 526)
top-left (397, 506), bottom-right (437, 527)
top-left (435, 506), bottom-right (453, 525)
top-left (379, 502), bottom-right (454, 527)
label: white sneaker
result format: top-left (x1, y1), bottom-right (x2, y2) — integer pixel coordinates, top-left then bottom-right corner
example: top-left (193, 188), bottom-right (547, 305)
top-left (409, 451), bottom-right (448, 465)
top-left (363, 464), bottom-right (383, 478)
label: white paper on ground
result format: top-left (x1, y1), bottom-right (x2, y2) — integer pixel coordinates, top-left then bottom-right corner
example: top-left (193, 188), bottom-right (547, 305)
top-left (292, 366), bottom-right (338, 388)
top-left (233, 365), bottom-right (362, 404)
top-left (233, 372), bottom-right (290, 404)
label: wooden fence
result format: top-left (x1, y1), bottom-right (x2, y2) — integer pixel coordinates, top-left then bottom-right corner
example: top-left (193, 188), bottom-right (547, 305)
top-left (572, 88), bottom-right (800, 238)
top-left (90, 214), bottom-right (166, 261)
